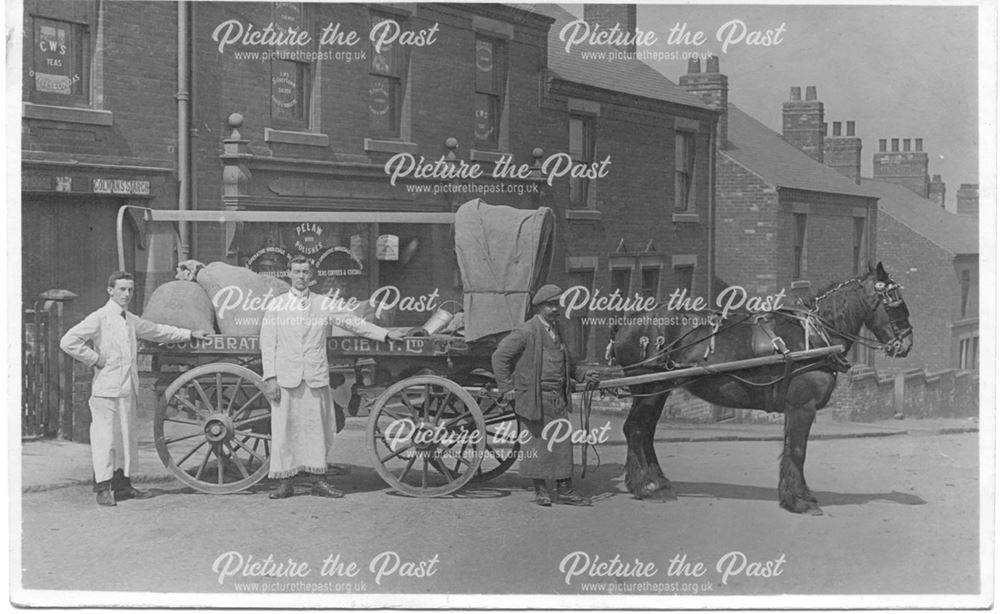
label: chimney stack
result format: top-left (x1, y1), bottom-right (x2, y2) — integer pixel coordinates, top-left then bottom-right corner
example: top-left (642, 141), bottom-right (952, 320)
top-left (928, 174), bottom-right (946, 209)
top-left (823, 119), bottom-right (862, 184)
top-left (956, 183), bottom-right (979, 216)
top-left (679, 56), bottom-right (729, 149)
top-left (873, 137), bottom-right (930, 198)
top-left (782, 86), bottom-right (824, 162)
top-left (583, 4), bottom-right (638, 54)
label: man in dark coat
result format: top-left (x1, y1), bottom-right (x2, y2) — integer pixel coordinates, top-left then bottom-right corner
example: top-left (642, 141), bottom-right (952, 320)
top-left (491, 284), bottom-right (599, 507)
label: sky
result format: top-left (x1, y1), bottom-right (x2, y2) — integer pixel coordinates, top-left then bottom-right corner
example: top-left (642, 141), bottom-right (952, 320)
top-left (565, 4), bottom-right (981, 212)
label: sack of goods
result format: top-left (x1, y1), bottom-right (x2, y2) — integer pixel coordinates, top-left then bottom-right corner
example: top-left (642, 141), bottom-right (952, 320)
top-left (141, 280), bottom-right (216, 333)
top-left (194, 261), bottom-right (290, 336)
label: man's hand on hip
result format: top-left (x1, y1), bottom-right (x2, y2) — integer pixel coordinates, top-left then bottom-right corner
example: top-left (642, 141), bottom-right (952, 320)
top-left (265, 378), bottom-right (281, 404)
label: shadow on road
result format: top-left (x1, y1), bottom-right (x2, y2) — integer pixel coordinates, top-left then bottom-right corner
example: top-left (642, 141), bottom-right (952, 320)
top-left (672, 481), bottom-right (927, 507)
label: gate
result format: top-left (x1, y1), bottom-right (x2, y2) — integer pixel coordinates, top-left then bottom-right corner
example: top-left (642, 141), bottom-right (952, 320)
top-left (22, 290), bottom-right (77, 439)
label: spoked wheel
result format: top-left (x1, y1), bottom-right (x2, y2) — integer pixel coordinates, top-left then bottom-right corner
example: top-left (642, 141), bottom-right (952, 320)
top-left (366, 375), bottom-right (486, 497)
top-left (469, 388), bottom-right (520, 482)
top-left (155, 363), bottom-right (271, 494)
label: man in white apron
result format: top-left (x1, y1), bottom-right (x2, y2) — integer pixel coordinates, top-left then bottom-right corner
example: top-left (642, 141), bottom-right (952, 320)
top-left (60, 272), bottom-right (212, 506)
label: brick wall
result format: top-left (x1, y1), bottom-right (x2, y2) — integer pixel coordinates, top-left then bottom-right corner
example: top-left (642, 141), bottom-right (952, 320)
top-left (714, 153), bottom-right (780, 293)
top-left (826, 365), bottom-right (978, 422)
top-left (875, 212), bottom-right (964, 371)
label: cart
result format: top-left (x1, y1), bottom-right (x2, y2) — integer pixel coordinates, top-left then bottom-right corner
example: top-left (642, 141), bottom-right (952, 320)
top-left (122, 203), bottom-right (847, 498)
top-left (123, 201), bottom-right (551, 497)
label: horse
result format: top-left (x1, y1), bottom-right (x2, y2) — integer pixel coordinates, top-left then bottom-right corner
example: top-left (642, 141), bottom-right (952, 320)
top-left (610, 262), bottom-right (913, 515)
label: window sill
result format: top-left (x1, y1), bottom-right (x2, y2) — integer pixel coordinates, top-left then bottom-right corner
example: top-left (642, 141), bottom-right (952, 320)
top-left (566, 209), bottom-right (601, 222)
top-left (265, 128), bottom-right (329, 148)
top-left (469, 149), bottom-right (511, 164)
top-left (23, 103), bottom-right (113, 126)
top-left (672, 212), bottom-right (700, 223)
top-left (790, 280), bottom-right (812, 290)
top-left (364, 138), bottom-right (418, 155)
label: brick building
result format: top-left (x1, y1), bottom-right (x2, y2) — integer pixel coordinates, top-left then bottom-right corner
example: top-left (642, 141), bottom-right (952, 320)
top-left (21, 0), bottom-right (181, 323)
top-left (188, 2), bottom-right (717, 361)
top-left (678, 62), bottom-right (879, 355)
top-left (528, 3), bottom-right (718, 360)
top-left (22, 1), bottom-right (718, 428)
top-left (837, 134), bottom-right (978, 372)
top-left (859, 179), bottom-right (978, 372)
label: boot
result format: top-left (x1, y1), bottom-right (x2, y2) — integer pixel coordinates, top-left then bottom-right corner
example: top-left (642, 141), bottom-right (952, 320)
top-left (112, 468), bottom-right (152, 501)
top-left (269, 478), bottom-right (294, 499)
top-left (555, 479), bottom-right (591, 506)
top-left (95, 480), bottom-right (116, 507)
top-left (533, 479), bottom-right (552, 507)
top-left (311, 479), bottom-right (344, 498)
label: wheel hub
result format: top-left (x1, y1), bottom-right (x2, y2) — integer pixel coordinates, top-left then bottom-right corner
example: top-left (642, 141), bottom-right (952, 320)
top-left (204, 412), bottom-right (234, 443)
top-left (411, 420), bottom-right (439, 452)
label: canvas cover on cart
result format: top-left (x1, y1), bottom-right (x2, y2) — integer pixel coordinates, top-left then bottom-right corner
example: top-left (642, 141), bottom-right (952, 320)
top-left (454, 199), bottom-right (554, 341)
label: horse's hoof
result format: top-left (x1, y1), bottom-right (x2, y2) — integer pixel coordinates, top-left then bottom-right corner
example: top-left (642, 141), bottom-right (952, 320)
top-left (781, 498), bottom-right (823, 515)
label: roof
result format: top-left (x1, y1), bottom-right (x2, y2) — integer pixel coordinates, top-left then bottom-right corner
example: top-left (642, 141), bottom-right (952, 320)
top-left (513, 4), bottom-right (713, 110)
top-left (724, 104), bottom-right (878, 198)
top-left (860, 179), bottom-right (979, 255)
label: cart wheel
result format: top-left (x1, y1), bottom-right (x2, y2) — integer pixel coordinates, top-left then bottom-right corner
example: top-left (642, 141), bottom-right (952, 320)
top-left (367, 375), bottom-right (486, 497)
top-left (155, 363), bottom-right (271, 494)
top-left (470, 389), bottom-right (520, 482)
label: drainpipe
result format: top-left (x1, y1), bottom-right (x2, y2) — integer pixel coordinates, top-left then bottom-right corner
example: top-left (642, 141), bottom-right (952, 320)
top-left (177, 0), bottom-right (191, 260)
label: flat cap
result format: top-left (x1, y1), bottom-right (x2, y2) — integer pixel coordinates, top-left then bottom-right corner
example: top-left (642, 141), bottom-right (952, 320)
top-left (532, 284), bottom-right (564, 306)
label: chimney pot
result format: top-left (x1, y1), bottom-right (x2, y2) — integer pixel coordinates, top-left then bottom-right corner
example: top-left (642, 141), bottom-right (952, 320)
top-left (891, 138), bottom-right (899, 152)
top-left (915, 138), bottom-right (923, 152)
top-left (903, 138), bottom-right (911, 152)
top-left (879, 139), bottom-right (887, 153)
top-left (832, 121), bottom-right (842, 137)
top-left (790, 87), bottom-right (801, 101)
top-left (805, 86), bottom-right (817, 101)
top-left (687, 58), bottom-right (701, 74)
top-left (932, 174), bottom-right (942, 182)
top-left (706, 56), bottom-right (719, 73)
top-left (846, 121), bottom-right (855, 137)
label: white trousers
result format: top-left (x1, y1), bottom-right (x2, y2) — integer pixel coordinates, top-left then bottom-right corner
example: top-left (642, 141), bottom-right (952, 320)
top-left (88, 391), bottom-right (138, 483)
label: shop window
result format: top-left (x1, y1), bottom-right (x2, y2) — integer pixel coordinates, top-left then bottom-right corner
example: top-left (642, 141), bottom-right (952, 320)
top-left (474, 36), bottom-right (504, 150)
top-left (270, 2), bottom-right (311, 130)
top-left (369, 11), bottom-right (404, 137)
top-left (25, 0), bottom-right (97, 110)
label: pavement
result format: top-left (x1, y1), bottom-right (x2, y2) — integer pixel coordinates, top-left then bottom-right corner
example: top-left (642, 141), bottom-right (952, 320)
top-left (19, 408), bottom-right (979, 494)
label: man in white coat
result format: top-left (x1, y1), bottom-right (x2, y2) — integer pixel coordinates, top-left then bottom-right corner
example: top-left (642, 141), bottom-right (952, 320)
top-left (261, 256), bottom-right (403, 499)
top-left (60, 271), bottom-right (212, 506)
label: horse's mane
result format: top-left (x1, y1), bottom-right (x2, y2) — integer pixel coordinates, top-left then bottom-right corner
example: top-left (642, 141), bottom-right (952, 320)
top-left (804, 272), bottom-right (871, 309)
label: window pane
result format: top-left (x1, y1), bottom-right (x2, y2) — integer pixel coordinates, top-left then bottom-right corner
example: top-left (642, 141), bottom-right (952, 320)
top-left (642, 268), bottom-right (660, 299)
top-left (611, 269), bottom-right (630, 297)
top-left (274, 2), bottom-right (304, 52)
top-left (475, 38), bottom-right (497, 94)
top-left (368, 75), bottom-right (398, 135)
top-left (569, 118), bottom-right (584, 159)
top-left (474, 93), bottom-right (499, 149)
top-left (271, 60), bottom-right (307, 124)
top-left (32, 18), bottom-right (84, 99)
top-left (676, 266), bottom-right (694, 293)
top-left (370, 16), bottom-right (399, 76)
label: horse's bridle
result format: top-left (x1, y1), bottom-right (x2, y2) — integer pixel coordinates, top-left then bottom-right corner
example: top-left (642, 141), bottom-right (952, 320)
top-left (873, 280), bottom-right (912, 352)
top-left (812, 277), bottom-right (911, 355)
